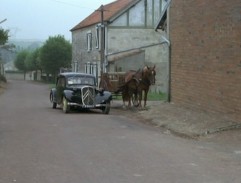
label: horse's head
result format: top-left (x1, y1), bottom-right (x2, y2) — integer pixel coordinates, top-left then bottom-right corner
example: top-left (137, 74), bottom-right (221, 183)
top-left (143, 65), bottom-right (156, 85)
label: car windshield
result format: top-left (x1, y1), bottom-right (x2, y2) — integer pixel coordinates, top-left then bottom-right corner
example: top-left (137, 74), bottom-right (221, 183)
top-left (67, 76), bottom-right (95, 86)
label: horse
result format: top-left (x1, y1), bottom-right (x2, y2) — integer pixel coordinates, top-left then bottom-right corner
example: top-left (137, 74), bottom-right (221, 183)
top-left (116, 77), bottom-right (139, 108)
top-left (136, 65), bottom-right (156, 108)
top-left (117, 65), bottom-right (156, 108)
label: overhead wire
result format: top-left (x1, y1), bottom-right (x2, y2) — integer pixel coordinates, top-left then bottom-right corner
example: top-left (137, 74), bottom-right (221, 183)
top-left (50, 0), bottom-right (99, 10)
top-left (49, 0), bottom-right (113, 12)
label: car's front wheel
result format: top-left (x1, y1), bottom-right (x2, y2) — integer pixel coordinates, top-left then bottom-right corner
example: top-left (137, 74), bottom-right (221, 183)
top-left (102, 101), bottom-right (110, 114)
top-left (62, 97), bottom-right (70, 113)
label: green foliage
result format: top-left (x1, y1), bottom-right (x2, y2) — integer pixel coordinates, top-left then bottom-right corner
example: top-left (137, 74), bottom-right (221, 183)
top-left (25, 48), bottom-right (41, 71)
top-left (147, 91), bottom-right (167, 101)
top-left (14, 50), bottom-right (29, 72)
top-left (25, 51), bottom-right (35, 71)
top-left (0, 28), bottom-right (9, 45)
top-left (40, 35), bottom-right (72, 76)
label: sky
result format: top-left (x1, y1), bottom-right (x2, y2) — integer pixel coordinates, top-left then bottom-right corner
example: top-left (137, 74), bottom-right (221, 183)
top-left (0, 0), bottom-right (114, 41)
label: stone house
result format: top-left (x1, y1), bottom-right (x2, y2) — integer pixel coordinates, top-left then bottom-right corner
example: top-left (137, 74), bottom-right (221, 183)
top-left (71, 0), bottom-right (171, 93)
top-left (156, 0), bottom-right (241, 122)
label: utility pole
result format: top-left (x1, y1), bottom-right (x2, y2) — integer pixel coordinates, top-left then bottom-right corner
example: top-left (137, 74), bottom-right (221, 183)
top-left (100, 5), bottom-right (105, 75)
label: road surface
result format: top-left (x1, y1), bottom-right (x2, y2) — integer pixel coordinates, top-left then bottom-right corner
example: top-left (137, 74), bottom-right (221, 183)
top-left (0, 80), bottom-right (240, 183)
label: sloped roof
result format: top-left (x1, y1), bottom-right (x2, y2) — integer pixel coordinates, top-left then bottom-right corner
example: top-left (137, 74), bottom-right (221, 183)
top-left (70, 0), bottom-right (134, 31)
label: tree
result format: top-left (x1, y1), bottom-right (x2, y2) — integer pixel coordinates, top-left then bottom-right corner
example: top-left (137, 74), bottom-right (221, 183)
top-left (0, 27), bottom-right (9, 82)
top-left (25, 48), bottom-right (42, 80)
top-left (14, 50), bottom-right (29, 80)
top-left (0, 28), bottom-right (9, 45)
top-left (25, 51), bottom-right (35, 71)
top-left (40, 35), bottom-right (72, 81)
top-left (32, 48), bottom-right (42, 72)
top-left (25, 48), bottom-right (41, 71)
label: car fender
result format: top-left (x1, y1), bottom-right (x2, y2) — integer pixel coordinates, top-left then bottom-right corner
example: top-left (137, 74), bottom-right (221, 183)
top-left (95, 91), bottom-right (112, 104)
top-left (63, 89), bottom-right (73, 101)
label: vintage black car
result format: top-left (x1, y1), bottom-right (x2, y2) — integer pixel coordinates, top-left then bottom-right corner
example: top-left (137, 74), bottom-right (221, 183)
top-left (50, 72), bottom-right (112, 114)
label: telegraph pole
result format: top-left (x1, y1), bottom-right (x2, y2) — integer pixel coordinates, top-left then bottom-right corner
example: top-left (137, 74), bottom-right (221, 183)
top-left (100, 5), bottom-right (105, 75)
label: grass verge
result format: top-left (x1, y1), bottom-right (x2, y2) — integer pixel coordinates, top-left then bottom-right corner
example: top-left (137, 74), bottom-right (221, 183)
top-left (114, 91), bottom-right (167, 101)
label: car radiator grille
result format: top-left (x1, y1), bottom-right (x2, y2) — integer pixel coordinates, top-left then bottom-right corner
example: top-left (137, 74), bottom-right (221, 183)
top-left (81, 87), bottom-right (95, 105)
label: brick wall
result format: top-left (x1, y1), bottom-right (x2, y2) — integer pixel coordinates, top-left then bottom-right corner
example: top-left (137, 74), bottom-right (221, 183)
top-left (169, 0), bottom-right (241, 122)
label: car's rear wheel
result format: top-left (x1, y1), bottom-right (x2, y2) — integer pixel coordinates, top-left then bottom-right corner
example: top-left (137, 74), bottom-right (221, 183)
top-left (102, 101), bottom-right (110, 114)
top-left (62, 97), bottom-right (70, 113)
top-left (50, 92), bottom-right (57, 109)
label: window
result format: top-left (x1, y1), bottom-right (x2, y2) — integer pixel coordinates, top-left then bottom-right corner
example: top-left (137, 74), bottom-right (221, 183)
top-left (85, 62), bottom-right (98, 78)
top-left (87, 32), bottom-right (92, 51)
top-left (73, 61), bottom-right (78, 72)
top-left (155, 0), bottom-right (171, 31)
top-left (95, 25), bottom-right (101, 49)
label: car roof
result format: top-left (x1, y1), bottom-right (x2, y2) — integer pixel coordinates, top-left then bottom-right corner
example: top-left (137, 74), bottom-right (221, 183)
top-left (59, 72), bottom-right (95, 78)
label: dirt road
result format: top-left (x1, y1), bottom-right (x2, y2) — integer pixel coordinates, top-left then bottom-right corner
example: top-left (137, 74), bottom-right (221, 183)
top-left (0, 80), bottom-right (241, 183)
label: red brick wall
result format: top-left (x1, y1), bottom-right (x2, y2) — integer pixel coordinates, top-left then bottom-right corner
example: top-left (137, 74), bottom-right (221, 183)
top-left (169, 0), bottom-right (241, 122)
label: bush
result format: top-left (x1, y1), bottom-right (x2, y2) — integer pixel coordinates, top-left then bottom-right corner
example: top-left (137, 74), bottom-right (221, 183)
top-left (0, 74), bottom-right (7, 83)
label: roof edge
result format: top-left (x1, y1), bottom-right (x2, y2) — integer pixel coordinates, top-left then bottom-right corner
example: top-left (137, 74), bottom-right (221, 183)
top-left (70, 0), bottom-right (136, 32)
top-left (108, 0), bottom-right (141, 23)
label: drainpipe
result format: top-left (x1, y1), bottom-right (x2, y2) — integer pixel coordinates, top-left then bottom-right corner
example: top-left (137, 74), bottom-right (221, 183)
top-left (160, 35), bottom-right (171, 102)
top-left (104, 24), bottom-right (108, 73)
top-left (168, 42), bottom-right (172, 102)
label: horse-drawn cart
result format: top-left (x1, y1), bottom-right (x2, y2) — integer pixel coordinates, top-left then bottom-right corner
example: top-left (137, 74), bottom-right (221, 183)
top-left (99, 72), bottom-right (126, 98)
top-left (99, 65), bottom-right (156, 108)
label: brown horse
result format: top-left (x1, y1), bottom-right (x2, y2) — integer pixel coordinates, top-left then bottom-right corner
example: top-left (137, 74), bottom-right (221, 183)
top-left (118, 65), bottom-right (156, 108)
top-left (136, 65), bottom-right (156, 107)
top-left (116, 77), bottom-right (139, 108)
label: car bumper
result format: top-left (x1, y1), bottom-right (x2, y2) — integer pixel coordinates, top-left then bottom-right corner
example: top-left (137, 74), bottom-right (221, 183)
top-left (67, 102), bottom-right (109, 108)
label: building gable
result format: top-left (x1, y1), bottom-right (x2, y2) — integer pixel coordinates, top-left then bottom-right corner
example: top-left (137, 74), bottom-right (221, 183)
top-left (110, 0), bottom-right (165, 28)
top-left (70, 0), bottom-right (135, 31)
top-left (71, 0), bottom-right (167, 31)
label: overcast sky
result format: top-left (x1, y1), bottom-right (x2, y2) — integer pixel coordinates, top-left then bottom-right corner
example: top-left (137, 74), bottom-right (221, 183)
top-left (0, 0), bottom-right (114, 41)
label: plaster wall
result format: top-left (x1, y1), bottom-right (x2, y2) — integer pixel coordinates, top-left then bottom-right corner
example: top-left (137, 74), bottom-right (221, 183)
top-left (106, 28), bottom-right (169, 93)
